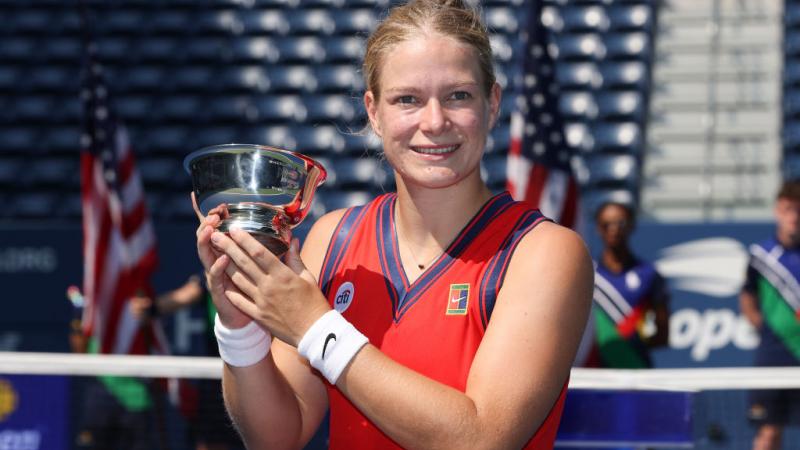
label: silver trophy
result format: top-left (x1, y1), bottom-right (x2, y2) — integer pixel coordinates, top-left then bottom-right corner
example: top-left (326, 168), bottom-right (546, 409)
top-left (184, 144), bottom-right (327, 255)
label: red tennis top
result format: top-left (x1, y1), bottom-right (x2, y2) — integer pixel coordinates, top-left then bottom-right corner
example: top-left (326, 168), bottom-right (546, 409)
top-left (317, 192), bottom-right (566, 449)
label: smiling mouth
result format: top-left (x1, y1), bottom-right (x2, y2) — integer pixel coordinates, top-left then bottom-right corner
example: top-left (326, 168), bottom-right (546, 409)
top-left (410, 144), bottom-right (460, 155)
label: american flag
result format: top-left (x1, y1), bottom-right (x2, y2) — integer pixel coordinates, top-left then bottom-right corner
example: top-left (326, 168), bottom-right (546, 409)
top-left (506, 0), bottom-right (579, 229)
top-left (80, 41), bottom-right (160, 355)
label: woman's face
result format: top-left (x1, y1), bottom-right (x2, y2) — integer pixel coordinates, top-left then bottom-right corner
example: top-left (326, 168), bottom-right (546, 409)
top-left (596, 204), bottom-right (633, 248)
top-left (364, 33), bottom-right (500, 190)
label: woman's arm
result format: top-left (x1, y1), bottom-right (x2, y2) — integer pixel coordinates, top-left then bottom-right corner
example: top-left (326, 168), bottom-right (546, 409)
top-left (215, 220), bottom-right (593, 449)
top-left (197, 203), bottom-right (344, 448)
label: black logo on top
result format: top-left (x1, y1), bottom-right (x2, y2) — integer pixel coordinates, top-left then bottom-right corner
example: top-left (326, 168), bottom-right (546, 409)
top-left (322, 333), bottom-right (337, 359)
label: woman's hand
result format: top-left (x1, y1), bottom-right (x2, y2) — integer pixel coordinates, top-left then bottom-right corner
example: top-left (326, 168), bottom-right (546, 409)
top-left (209, 227), bottom-right (331, 347)
top-left (192, 193), bottom-right (251, 329)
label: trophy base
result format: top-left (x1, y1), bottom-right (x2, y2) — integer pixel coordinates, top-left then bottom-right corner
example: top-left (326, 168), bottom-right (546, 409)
top-left (219, 204), bottom-right (289, 256)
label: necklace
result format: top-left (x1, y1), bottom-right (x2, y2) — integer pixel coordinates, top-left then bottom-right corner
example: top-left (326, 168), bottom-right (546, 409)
top-left (396, 223), bottom-right (441, 270)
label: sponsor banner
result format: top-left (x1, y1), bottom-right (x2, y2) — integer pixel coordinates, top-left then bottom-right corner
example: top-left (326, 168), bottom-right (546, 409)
top-left (0, 375), bottom-right (69, 450)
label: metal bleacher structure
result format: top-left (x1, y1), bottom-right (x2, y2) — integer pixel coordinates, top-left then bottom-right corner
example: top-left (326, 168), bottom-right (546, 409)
top-left (0, 0), bottom-right (659, 229)
top-left (642, 0), bottom-right (783, 222)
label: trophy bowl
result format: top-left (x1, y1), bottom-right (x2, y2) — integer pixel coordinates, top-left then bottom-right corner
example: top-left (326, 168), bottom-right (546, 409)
top-left (184, 144), bottom-right (327, 255)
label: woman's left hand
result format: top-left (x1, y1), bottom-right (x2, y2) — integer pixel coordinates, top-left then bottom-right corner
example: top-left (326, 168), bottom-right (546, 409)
top-left (209, 227), bottom-right (331, 347)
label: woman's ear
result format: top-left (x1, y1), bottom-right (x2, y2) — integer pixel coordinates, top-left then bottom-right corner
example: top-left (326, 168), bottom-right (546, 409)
top-left (364, 91), bottom-right (382, 137)
top-left (488, 82), bottom-right (502, 129)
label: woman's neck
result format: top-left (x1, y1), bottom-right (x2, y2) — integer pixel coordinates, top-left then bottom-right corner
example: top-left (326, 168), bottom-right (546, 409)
top-left (394, 178), bottom-right (492, 261)
top-left (601, 246), bottom-right (635, 274)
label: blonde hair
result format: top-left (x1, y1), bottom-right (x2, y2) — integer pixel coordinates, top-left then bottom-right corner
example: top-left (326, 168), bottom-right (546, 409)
top-left (363, 0), bottom-right (496, 100)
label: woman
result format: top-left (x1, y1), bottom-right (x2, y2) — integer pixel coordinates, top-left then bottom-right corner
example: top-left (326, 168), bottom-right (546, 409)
top-left (194, 1), bottom-right (593, 448)
top-left (589, 201), bottom-right (670, 368)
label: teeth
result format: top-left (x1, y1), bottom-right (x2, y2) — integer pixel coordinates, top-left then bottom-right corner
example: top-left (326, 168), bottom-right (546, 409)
top-left (412, 145), bottom-right (458, 155)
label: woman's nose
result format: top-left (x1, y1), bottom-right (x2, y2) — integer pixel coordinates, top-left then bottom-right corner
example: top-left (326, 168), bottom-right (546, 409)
top-left (419, 99), bottom-right (447, 134)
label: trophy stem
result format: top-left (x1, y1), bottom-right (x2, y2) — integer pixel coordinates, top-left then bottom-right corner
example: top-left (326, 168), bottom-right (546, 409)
top-left (219, 204), bottom-right (289, 256)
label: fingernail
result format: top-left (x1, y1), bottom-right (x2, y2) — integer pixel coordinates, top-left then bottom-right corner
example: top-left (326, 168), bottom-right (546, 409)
top-left (211, 232), bottom-right (221, 243)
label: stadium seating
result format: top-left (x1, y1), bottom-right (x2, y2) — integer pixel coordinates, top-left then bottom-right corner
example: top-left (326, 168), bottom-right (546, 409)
top-left (0, 1), bottom-right (656, 221)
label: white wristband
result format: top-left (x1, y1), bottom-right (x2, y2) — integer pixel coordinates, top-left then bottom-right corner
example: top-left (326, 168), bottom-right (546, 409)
top-left (297, 310), bottom-right (368, 385)
top-left (214, 314), bottom-right (272, 367)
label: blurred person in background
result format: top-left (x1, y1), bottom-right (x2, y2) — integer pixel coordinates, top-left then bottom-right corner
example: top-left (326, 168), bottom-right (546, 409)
top-left (67, 286), bottom-right (159, 450)
top-left (193, 0), bottom-right (593, 448)
top-left (585, 201), bottom-right (670, 368)
top-left (740, 180), bottom-right (800, 450)
top-left (152, 275), bottom-right (245, 450)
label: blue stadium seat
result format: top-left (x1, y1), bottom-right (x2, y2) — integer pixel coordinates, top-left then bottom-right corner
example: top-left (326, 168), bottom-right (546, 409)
top-left (254, 95), bottom-right (308, 122)
top-left (783, 152), bottom-right (800, 179)
top-left (159, 96), bottom-right (204, 122)
top-left (183, 37), bottom-right (228, 62)
top-left (324, 36), bottom-right (366, 63)
top-left (341, 132), bottom-right (382, 155)
top-left (285, 125), bottom-right (347, 155)
top-left (31, 67), bottom-right (79, 92)
top-left (149, 9), bottom-right (194, 34)
top-left (0, 158), bottom-right (25, 187)
top-left (486, 123), bottom-right (511, 154)
top-left (0, 66), bottom-right (23, 92)
top-left (585, 153), bottom-right (639, 188)
top-left (21, 158), bottom-right (79, 188)
top-left (481, 154), bottom-right (508, 190)
top-left (144, 126), bottom-right (191, 153)
top-left (484, 7), bottom-right (520, 34)
top-left (786, 3), bottom-right (800, 28)
top-left (330, 9), bottom-right (378, 35)
top-left (302, 94), bottom-right (360, 124)
top-left (123, 66), bottom-right (167, 91)
top-left (9, 9), bottom-right (53, 33)
top-left (116, 96), bottom-right (153, 122)
top-left (55, 193), bottom-right (83, 220)
top-left (274, 36), bottom-right (327, 63)
top-left (217, 66), bottom-right (271, 93)
top-left (206, 96), bottom-right (256, 122)
top-left (172, 66), bottom-right (216, 91)
top-left (314, 65), bottom-right (364, 93)
top-left (240, 10), bottom-right (291, 35)
top-left (243, 125), bottom-right (296, 150)
top-left (95, 37), bottom-right (131, 63)
top-left (604, 32), bottom-right (650, 61)
top-left (581, 187), bottom-right (636, 218)
top-left (783, 90), bottom-right (800, 118)
top-left (489, 34), bottom-right (514, 62)
top-left (46, 127), bottom-right (81, 154)
top-left (14, 96), bottom-right (54, 121)
top-left (559, 92), bottom-right (599, 121)
top-left (43, 38), bottom-right (81, 63)
top-left (139, 157), bottom-right (183, 187)
top-left (596, 91), bottom-right (645, 121)
top-left (8, 193), bottom-right (59, 219)
top-left (591, 122), bottom-right (643, 153)
top-left (99, 9), bottom-right (148, 34)
top-left (784, 60), bottom-right (800, 86)
top-left (331, 157), bottom-right (386, 188)
top-left (288, 9), bottom-right (336, 35)
top-left (556, 62), bottom-right (601, 89)
top-left (559, 5), bottom-right (609, 32)
top-left (136, 37), bottom-right (181, 62)
top-left (607, 4), bottom-right (653, 32)
top-left (552, 33), bottom-right (605, 61)
top-left (268, 65), bottom-right (318, 93)
top-left (229, 36), bottom-right (281, 63)
top-left (0, 37), bottom-right (36, 62)
top-left (600, 61), bottom-right (648, 90)
top-left (314, 189), bottom-right (373, 213)
top-left (192, 126), bottom-right (239, 150)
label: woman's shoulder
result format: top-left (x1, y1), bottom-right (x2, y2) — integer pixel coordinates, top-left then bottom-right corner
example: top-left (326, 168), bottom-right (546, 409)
top-left (512, 221), bottom-right (592, 273)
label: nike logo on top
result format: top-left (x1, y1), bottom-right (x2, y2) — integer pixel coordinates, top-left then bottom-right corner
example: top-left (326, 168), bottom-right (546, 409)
top-left (322, 333), bottom-right (337, 359)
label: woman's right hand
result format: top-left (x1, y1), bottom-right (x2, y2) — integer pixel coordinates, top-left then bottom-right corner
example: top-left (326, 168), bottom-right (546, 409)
top-left (192, 193), bottom-right (251, 329)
